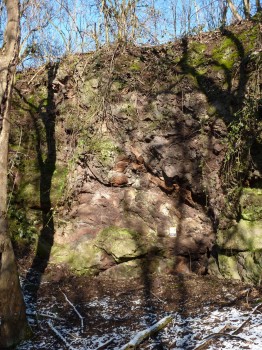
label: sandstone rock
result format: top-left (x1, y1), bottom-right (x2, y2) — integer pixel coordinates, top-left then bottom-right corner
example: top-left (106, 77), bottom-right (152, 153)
top-left (213, 142), bottom-right (224, 155)
top-left (51, 242), bottom-right (115, 275)
top-left (109, 172), bottom-right (129, 186)
top-left (237, 251), bottom-right (262, 284)
top-left (113, 160), bottom-right (129, 172)
top-left (102, 256), bottom-right (178, 278)
top-left (102, 260), bottom-right (144, 279)
top-left (96, 226), bottom-right (148, 262)
top-left (174, 256), bottom-right (191, 274)
top-left (210, 251), bottom-right (262, 284)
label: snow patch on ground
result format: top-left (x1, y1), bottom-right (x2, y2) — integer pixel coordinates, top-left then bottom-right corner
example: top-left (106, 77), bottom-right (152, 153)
top-left (17, 279), bottom-right (262, 350)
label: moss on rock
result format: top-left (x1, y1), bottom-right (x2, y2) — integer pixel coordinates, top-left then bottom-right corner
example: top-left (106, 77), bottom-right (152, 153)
top-left (240, 188), bottom-right (262, 221)
top-left (51, 242), bottom-right (107, 275)
top-left (217, 220), bottom-right (262, 251)
top-left (238, 251), bottom-right (262, 284)
top-left (217, 255), bottom-right (241, 280)
top-left (96, 226), bottom-right (146, 262)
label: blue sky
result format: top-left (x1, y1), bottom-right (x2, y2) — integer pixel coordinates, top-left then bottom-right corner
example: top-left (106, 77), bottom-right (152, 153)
top-left (0, 0), bottom-right (260, 66)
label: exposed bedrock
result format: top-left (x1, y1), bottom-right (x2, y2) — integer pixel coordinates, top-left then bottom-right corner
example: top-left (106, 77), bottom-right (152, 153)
top-left (10, 25), bottom-right (262, 282)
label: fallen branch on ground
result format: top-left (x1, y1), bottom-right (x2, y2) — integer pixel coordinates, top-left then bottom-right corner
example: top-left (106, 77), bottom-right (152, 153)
top-left (232, 302), bottom-right (262, 335)
top-left (194, 325), bottom-right (230, 350)
top-left (194, 303), bottom-right (262, 349)
top-left (95, 337), bottom-right (115, 350)
top-left (202, 333), bottom-right (248, 342)
top-left (120, 315), bottom-right (173, 350)
top-left (26, 311), bottom-right (64, 321)
top-left (61, 290), bottom-right (84, 332)
top-left (47, 320), bottom-right (76, 350)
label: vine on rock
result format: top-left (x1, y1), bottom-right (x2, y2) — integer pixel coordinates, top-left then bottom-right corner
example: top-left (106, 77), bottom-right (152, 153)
top-left (221, 97), bottom-right (260, 217)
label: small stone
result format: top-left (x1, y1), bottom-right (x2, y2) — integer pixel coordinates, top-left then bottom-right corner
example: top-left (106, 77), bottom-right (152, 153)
top-left (113, 160), bottom-right (129, 172)
top-left (213, 143), bottom-right (224, 155)
top-left (109, 172), bottom-right (128, 186)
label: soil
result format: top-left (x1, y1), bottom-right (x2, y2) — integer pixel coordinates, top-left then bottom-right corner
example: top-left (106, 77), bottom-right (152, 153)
top-left (16, 250), bottom-right (262, 350)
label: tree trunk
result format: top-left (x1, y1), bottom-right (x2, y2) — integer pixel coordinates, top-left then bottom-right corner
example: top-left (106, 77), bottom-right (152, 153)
top-left (256, 0), bottom-right (262, 12)
top-left (243, 0), bottom-right (251, 18)
top-left (227, 0), bottom-right (243, 21)
top-left (0, 0), bottom-right (29, 348)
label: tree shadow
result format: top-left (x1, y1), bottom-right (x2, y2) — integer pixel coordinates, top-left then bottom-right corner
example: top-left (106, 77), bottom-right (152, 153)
top-left (14, 62), bottom-right (59, 309)
top-left (119, 26), bottom-right (257, 347)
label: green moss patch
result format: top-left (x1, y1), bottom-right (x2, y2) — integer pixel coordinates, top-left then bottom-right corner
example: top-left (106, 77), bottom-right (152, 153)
top-left (51, 242), bottom-right (106, 275)
top-left (187, 42), bottom-right (207, 74)
top-left (96, 226), bottom-right (146, 262)
top-left (212, 37), bottom-right (239, 70)
top-left (240, 188), bottom-right (262, 221)
top-left (217, 219), bottom-right (262, 251)
top-left (217, 255), bottom-right (241, 280)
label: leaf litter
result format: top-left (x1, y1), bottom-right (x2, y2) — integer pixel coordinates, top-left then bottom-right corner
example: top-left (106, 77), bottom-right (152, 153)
top-left (16, 270), bottom-right (262, 350)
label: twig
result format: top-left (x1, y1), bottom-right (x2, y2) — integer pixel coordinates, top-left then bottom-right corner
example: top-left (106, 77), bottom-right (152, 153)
top-left (202, 333), bottom-right (247, 342)
top-left (61, 290), bottom-right (84, 332)
top-left (47, 320), bottom-right (76, 350)
top-left (194, 304), bottom-right (262, 350)
top-left (232, 302), bottom-right (262, 335)
top-left (150, 291), bottom-right (166, 304)
top-left (95, 337), bottom-right (115, 350)
top-left (27, 65), bottom-right (46, 85)
top-left (194, 335), bottom-right (244, 350)
top-left (26, 311), bottom-right (64, 321)
top-left (120, 315), bottom-right (173, 350)
top-left (194, 325), bottom-right (230, 350)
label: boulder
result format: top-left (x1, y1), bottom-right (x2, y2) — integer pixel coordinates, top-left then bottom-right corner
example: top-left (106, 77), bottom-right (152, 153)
top-left (51, 241), bottom-right (115, 275)
top-left (96, 226), bottom-right (151, 262)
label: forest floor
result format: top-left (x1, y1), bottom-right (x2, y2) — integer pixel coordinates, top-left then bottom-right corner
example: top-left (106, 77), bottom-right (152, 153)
top-left (16, 253), bottom-right (262, 350)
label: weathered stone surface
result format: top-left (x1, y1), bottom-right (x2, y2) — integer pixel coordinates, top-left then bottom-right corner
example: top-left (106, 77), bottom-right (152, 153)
top-left (54, 175), bottom-right (215, 275)
top-left (237, 251), bottom-right (262, 284)
top-left (10, 29), bottom-right (262, 284)
top-left (217, 255), bottom-right (241, 280)
top-left (209, 251), bottom-right (262, 284)
top-left (51, 241), bottom-right (115, 275)
top-left (101, 260), bottom-right (144, 279)
top-left (109, 171), bottom-right (129, 186)
top-left (217, 220), bottom-right (262, 251)
top-left (96, 226), bottom-right (154, 262)
top-left (101, 256), bottom-right (179, 278)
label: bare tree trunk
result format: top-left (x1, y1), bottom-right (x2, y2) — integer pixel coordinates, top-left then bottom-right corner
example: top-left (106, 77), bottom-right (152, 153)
top-left (101, 0), bottom-right (110, 44)
top-left (0, 0), bottom-right (29, 348)
top-left (171, 1), bottom-right (178, 38)
top-left (243, 0), bottom-right (251, 18)
top-left (221, 0), bottom-right (229, 27)
top-left (256, 0), bottom-right (261, 12)
top-left (227, 0), bottom-right (243, 21)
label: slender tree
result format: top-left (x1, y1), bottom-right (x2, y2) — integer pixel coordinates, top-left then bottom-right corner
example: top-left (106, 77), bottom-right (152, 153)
top-left (0, 0), bottom-right (29, 347)
top-left (226, 0), bottom-right (243, 20)
top-left (243, 0), bottom-right (251, 18)
top-left (256, 0), bottom-right (262, 12)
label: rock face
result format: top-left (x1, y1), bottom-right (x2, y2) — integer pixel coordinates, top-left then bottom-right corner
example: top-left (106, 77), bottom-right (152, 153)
top-left (209, 188), bottom-right (262, 284)
top-left (52, 82), bottom-right (225, 276)
top-left (10, 21), bottom-right (262, 282)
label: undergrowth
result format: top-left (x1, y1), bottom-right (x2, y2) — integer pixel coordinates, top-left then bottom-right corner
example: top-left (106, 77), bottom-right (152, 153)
top-left (221, 97), bottom-right (260, 215)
